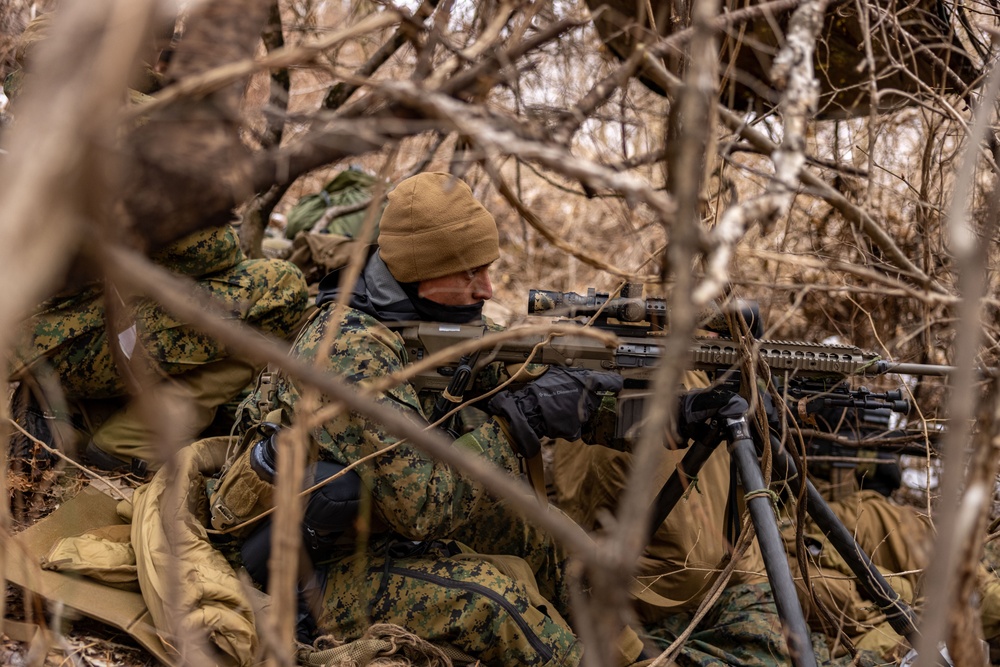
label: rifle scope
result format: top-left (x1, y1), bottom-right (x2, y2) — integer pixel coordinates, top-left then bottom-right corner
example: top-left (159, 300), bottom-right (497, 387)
top-left (527, 284), bottom-right (657, 324)
top-left (528, 284), bottom-right (764, 337)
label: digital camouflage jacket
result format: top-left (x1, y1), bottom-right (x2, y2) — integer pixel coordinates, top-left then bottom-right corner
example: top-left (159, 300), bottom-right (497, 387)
top-left (239, 303), bottom-right (522, 541)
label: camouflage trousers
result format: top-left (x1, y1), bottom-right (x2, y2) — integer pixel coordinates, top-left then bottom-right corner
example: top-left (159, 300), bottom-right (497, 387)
top-left (642, 582), bottom-right (878, 667)
top-left (13, 257), bottom-right (308, 399)
top-left (317, 539), bottom-right (583, 667)
top-left (316, 501), bottom-right (643, 667)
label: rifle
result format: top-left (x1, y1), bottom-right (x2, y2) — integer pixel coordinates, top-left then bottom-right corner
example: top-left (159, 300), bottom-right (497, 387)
top-left (397, 284), bottom-right (952, 448)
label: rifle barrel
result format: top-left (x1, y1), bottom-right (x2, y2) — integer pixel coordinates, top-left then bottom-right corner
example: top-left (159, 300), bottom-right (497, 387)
top-left (876, 362), bottom-right (956, 377)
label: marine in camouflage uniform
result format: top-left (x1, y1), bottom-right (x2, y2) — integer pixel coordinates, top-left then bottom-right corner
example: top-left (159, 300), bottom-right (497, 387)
top-left (6, 14), bottom-right (307, 471)
top-left (245, 306), bottom-right (586, 666)
top-left (780, 490), bottom-right (925, 662)
top-left (233, 172), bottom-right (647, 667)
top-left (777, 407), bottom-right (999, 663)
top-left (12, 224), bottom-right (308, 471)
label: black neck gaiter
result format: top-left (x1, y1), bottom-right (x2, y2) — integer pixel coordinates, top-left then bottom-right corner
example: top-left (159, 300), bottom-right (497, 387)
top-left (318, 251), bottom-right (484, 324)
top-left (398, 281), bottom-right (484, 324)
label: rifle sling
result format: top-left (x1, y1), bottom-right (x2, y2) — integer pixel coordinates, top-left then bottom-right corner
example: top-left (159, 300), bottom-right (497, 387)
top-left (523, 451), bottom-right (548, 507)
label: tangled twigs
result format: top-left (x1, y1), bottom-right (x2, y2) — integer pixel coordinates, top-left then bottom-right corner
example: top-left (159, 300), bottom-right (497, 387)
top-left (694, 0), bottom-right (828, 307)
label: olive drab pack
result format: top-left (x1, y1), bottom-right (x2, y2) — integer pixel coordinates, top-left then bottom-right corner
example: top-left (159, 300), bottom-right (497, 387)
top-left (284, 167), bottom-right (385, 240)
top-left (281, 168), bottom-right (385, 288)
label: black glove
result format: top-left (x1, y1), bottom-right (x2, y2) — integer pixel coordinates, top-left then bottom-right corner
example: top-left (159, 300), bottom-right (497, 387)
top-left (677, 388), bottom-right (748, 441)
top-left (487, 367), bottom-right (623, 458)
top-left (757, 390), bottom-right (780, 427)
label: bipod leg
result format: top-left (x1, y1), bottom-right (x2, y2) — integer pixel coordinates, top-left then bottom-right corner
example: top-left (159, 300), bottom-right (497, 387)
top-left (727, 415), bottom-right (817, 667)
top-left (766, 435), bottom-right (952, 665)
top-left (647, 425), bottom-right (723, 542)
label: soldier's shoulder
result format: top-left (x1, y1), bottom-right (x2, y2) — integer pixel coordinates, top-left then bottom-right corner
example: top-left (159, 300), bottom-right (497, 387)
top-left (151, 225), bottom-right (243, 276)
top-left (294, 305), bottom-right (406, 365)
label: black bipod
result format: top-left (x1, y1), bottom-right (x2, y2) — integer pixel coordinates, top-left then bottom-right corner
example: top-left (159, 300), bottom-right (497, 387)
top-left (648, 393), bottom-right (951, 667)
top-left (649, 392), bottom-right (818, 667)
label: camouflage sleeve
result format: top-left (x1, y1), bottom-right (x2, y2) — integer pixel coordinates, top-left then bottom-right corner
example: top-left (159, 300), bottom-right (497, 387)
top-left (298, 308), bottom-right (522, 541)
top-left (149, 225), bottom-right (245, 277)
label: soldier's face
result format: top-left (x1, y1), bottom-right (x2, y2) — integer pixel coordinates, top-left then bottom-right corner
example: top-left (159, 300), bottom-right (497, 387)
top-left (418, 264), bottom-right (494, 305)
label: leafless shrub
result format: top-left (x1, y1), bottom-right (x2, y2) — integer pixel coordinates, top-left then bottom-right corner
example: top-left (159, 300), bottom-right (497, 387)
top-left (3, 0), bottom-right (1000, 664)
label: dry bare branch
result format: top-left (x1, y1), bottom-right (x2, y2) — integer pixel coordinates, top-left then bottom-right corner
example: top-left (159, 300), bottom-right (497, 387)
top-left (911, 55), bottom-right (1000, 665)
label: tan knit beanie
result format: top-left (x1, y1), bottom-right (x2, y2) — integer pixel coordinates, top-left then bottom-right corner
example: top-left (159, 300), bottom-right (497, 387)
top-left (378, 172), bottom-right (499, 283)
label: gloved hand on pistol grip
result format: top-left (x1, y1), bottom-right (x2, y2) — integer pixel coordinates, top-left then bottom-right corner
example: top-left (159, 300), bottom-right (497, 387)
top-left (487, 366), bottom-right (624, 458)
top-left (677, 388), bottom-right (749, 441)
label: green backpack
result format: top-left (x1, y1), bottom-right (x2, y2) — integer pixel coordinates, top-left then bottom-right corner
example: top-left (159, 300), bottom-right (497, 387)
top-left (284, 168), bottom-right (384, 240)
